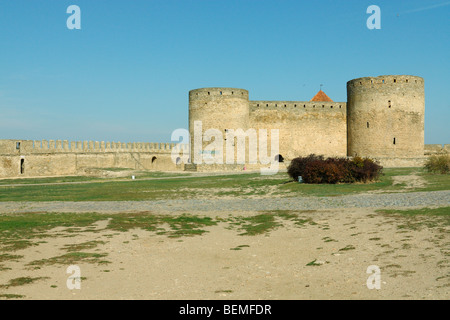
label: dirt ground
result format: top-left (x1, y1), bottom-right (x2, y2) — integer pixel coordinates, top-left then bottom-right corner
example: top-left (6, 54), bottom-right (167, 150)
top-left (0, 208), bottom-right (448, 300)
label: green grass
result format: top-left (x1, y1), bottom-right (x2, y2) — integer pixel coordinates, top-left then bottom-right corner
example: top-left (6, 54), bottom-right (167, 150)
top-left (306, 259), bottom-right (323, 266)
top-left (0, 253), bottom-right (23, 262)
top-left (63, 240), bottom-right (107, 252)
top-left (279, 167), bottom-right (437, 197)
top-left (0, 170), bottom-right (191, 186)
top-left (27, 252), bottom-right (109, 267)
top-left (0, 212), bottom-right (107, 251)
top-left (376, 206), bottom-right (450, 217)
top-left (0, 211), bottom-right (319, 257)
top-left (0, 212), bottom-right (219, 255)
top-left (0, 293), bottom-right (25, 299)
top-left (223, 210), bottom-right (317, 236)
top-left (376, 207), bottom-right (450, 230)
top-left (1, 167), bottom-right (447, 201)
top-left (237, 213), bottom-right (281, 236)
top-left (0, 172), bottom-right (280, 201)
top-left (0, 176), bottom-right (100, 186)
top-left (338, 245), bottom-right (356, 251)
top-left (0, 276), bottom-right (49, 289)
top-left (230, 245), bottom-right (250, 250)
top-left (107, 212), bottom-right (217, 238)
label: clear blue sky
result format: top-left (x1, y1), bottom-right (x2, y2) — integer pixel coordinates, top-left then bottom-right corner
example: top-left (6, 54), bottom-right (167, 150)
top-left (0, 0), bottom-right (449, 144)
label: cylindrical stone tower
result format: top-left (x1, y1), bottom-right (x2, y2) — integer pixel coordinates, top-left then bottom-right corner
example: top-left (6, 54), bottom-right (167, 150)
top-left (189, 88), bottom-right (249, 164)
top-left (347, 75), bottom-right (424, 159)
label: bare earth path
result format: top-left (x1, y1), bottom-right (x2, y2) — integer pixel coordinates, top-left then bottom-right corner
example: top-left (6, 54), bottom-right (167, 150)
top-left (0, 190), bottom-right (449, 300)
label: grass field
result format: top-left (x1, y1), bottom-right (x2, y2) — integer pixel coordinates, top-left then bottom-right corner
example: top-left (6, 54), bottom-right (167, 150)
top-left (0, 167), bottom-right (448, 201)
top-left (0, 168), bottom-right (448, 299)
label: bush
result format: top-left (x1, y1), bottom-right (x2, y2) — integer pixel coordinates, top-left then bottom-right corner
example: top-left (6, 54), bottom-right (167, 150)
top-left (287, 154), bottom-right (383, 184)
top-left (424, 154), bottom-right (450, 174)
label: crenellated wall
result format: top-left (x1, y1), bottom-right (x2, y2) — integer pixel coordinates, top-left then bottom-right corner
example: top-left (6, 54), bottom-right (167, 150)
top-left (0, 139), bottom-right (188, 178)
top-left (249, 101), bottom-right (347, 159)
top-left (1, 75), bottom-right (443, 177)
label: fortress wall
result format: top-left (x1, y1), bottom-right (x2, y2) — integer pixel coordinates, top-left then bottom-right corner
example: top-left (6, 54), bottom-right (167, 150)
top-left (347, 75), bottom-right (425, 158)
top-left (0, 139), bottom-right (188, 178)
top-left (372, 157), bottom-right (427, 168)
top-left (249, 101), bottom-right (347, 159)
top-left (424, 144), bottom-right (445, 155)
top-left (189, 88), bottom-right (250, 164)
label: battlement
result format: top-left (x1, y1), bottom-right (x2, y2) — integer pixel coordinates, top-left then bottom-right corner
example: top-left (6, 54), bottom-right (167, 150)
top-left (249, 101), bottom-right (346, 112)
top-left (189, 88), bottom-right (249, 101)
top-left (0, 139), bottom-right (188, 155)
top-left (347, 75), bottom-right (424, 88)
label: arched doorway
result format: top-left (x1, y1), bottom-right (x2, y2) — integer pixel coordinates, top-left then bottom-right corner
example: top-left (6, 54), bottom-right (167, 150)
top-left (274, 154), bottom-right (284, 163)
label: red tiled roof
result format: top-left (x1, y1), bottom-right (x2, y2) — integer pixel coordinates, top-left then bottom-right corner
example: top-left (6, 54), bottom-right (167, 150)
top-left (310, 90), bottom-right (333, 102)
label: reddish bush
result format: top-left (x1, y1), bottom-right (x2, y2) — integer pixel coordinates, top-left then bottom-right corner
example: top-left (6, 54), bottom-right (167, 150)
top-left (287, 154), bottom-right (382, 184)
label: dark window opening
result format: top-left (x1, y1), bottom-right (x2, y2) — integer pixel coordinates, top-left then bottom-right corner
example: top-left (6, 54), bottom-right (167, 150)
top-left (394, 79), bottom-right (396, 83)
top-left (284, 104), bottom-right (286, 107)
top-left (367, 122), bottom-right (370, 128)
top-left (16, 142), bottom-right (20, 150)
top-left (152, 156), bottom-right (157, 163)
top-left (220, 91), bottom-right (222, 95)
top-left (274, 154), bottom-right (284, 163)
top-left (388, 100), bottom-right (391, 108)
top-left (294, 104), bottom-right (297, 108)
top-left (406, 79), bottom-right (408, 83)
top-left (208, 92), bottom-right (210, 95)
top-left (266, 104), bottom-right (268, 107)
top-left (20, 159), bottom-right (25, 174)
top-left (393, 138), bottom-right (396, 145)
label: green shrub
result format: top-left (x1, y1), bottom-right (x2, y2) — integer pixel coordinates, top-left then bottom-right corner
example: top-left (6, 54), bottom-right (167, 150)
top-left (287, 154), bottom-right (383, 184)
top-left (424, 154), bottom-right (450, 174)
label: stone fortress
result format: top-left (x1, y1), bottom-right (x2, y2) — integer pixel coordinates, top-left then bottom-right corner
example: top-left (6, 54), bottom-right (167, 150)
top-left (1, 74), bottom-right (448, 178)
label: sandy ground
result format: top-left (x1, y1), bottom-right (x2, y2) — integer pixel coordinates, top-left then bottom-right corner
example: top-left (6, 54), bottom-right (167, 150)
top-left (0, 208), bottom-right (448, 300)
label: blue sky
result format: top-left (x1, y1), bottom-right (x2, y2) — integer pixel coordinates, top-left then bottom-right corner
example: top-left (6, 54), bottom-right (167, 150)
top-left (0, 0), bottom-right (448, 144)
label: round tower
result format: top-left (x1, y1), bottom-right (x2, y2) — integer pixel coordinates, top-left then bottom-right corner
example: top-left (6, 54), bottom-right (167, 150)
top-left (347, 75), bottom-right (424, 159)
top-left (189, 88), bottom-right (249, 164)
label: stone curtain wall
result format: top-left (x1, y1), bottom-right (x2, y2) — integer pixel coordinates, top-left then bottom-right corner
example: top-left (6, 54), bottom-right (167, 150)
top-left (424, 144), bottom-right (450, 155)
top-left (249, 101), bottom-right (347, 160)
top-left (0, 140), bottom-right (188, 178)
